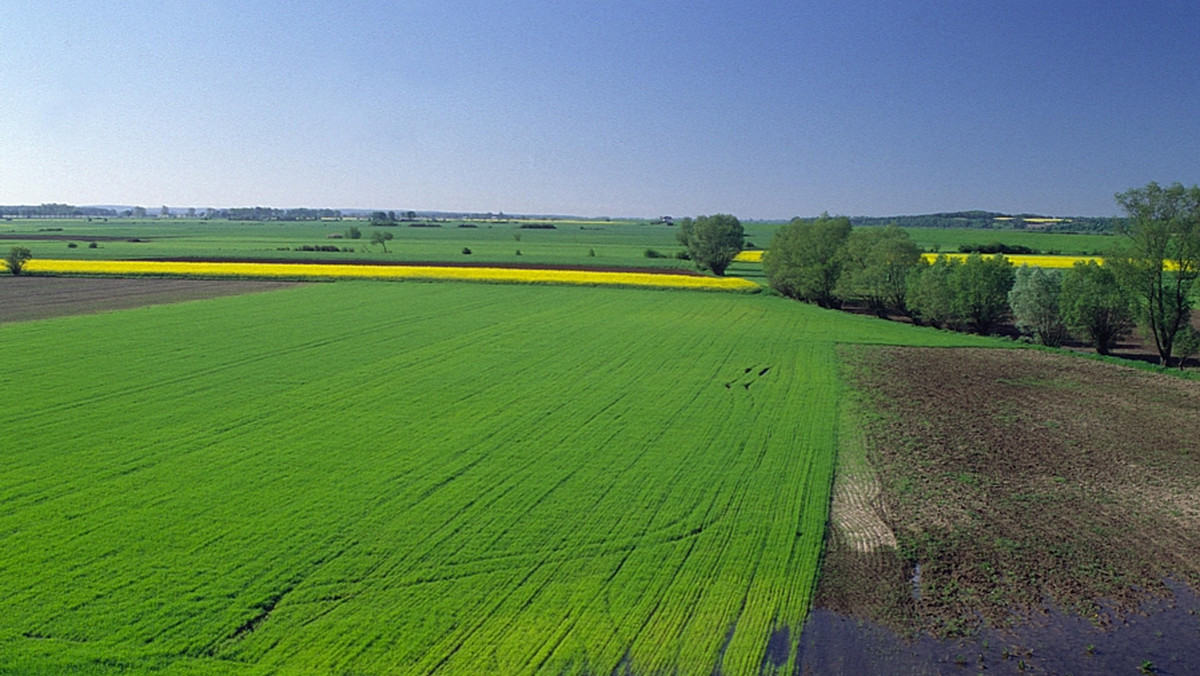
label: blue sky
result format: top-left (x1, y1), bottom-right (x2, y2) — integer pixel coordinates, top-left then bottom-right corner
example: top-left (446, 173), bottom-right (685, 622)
top-left (2, 2), bottom-right (1198, 218)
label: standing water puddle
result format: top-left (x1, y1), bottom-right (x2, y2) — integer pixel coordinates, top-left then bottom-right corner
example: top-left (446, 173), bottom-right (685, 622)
top-left (796, 579), bottom-right (1200, 675)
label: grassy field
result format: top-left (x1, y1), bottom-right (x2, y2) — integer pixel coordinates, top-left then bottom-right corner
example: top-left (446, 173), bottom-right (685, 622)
top-left (0, 281), bottom-right (997, 675)
top-left (903, 227), bottom-right (1119, 255)
top-left (0, 218), bottom-right (1117, 271)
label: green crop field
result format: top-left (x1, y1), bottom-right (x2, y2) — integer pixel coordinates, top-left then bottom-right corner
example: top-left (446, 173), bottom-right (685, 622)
top-left (902, 227), bottom-right (1119, 255)
top-left (1, 280), bottom-right (999, 675)
top-left (1, 218), bottom-right (1116, 273)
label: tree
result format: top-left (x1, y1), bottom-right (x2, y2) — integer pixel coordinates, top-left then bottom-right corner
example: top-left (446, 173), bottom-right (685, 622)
top-left (1008, 265), bottom-right (1068, 346)
top-left (345, 226), bottom-right (362, 239)
top-left (906, 255), bottom-right (958, 328)
top-left (951, 253), bottom-right (1015, 334)
top-left (1109, 182), bottom-right (1200, 366)
top-left (762, 213), bottom-right (852, 307)
top-left (5, 246), bottom-right (32, 275)
top-left (132, 206), bottom-right (147, 219)
top-left (836, 225), bottom-right (922, 316)
top-left (676, 213), bottom-right (743, 276)
top-left (1174, 326), bottom-right (1200, 370)
top-left (370, 230), bottom-right (394, 252)
top-left (1059, 260), bottom-right (1133, 355)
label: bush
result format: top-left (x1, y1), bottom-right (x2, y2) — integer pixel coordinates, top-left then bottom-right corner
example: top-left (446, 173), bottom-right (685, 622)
top-left (462, 247), bottom-right (472, 255)
top-left (88, 241), bottom-right (98, 249)
top-left (67, 242), bottom-right (78, 248)
top-left (644, 249), bottom-right (666, 259)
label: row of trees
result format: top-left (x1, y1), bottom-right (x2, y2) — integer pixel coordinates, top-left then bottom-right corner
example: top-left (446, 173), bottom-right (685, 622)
top-left (763, 183), bottom-right (1200, 367)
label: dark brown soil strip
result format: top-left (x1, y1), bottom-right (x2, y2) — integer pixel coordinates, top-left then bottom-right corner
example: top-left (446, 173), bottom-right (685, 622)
top-left (0, 276), bottom-right (301, 324)
top-left (803, 346), bottom-right (1200, 673)
top-left (1, 234), bottom-right (146, 242)
top-left (135, 256), bottom-right (705, 275)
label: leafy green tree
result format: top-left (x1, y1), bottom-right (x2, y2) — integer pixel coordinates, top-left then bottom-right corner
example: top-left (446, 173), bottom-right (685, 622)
top-left (345, 226), bottom-right (362, 239)
top-left (906, 255), bottom-right (958, 328)
top-left (1174, 326), bottom-right (1200, 370)
top-left (1059, 260), bottom-right (1133, 355)
top-left (1008, 265), bottom-right (1068, 346)
top-left (370, 230), bottom-right (394, 253)
top-left (952, 253), bottom-right (1015, 335)
top-left (836, 225), bottom-right (922, 316)
top-left (762, 213), bottom-right (852, 307)
top-left (1108, 182), bottom-right (1200, 366)
top-left (5, 246), bottom-right (32, 275)
top-left (676, 213), bottom-right (743, 276)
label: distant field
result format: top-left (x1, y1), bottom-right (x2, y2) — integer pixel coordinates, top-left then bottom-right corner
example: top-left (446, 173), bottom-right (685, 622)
top-left (0, 219), bottom-right (1118, 273)
top-left (903, 227), bottom-right (1119, 255)
top-left (0, 282), bottom-right (997, 675)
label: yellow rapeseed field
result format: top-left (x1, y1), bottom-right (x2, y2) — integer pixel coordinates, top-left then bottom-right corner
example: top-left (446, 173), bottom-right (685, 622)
top-left (919, 253), bottom-right (1104, 268)
top-left (733, 250), bottom-right (764, 263)
top-left (17, 259), bottom-right (760, 292)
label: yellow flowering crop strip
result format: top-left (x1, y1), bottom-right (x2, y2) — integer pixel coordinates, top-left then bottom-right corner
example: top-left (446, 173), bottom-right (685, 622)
top-left (733, 250), bottom-right (764, 263)
top-left (22, 259), bottom-right (760, 292)
top-left (920, 253), bottom-right (1104, 268)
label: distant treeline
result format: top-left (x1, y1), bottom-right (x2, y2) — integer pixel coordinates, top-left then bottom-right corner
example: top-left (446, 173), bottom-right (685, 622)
top-left (850, 211), bottom-right (1120, 233)
top-left (0, 204), bottom-right (118, 218)
top-left (224, 207), bottom-right (343, 221)
top-left (0, 204), bottom-right (344, 221)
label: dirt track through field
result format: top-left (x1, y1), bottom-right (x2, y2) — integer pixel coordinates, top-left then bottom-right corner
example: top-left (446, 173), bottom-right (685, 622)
top-left (0, 276), bottom-right (300, 323)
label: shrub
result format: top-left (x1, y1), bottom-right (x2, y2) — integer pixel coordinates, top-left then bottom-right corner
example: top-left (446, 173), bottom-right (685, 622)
top-left (67, 242), bottom-right (78, 248)
top-left (644, 249), bottom-right (666, 259)
top-left (462, 247), bottom-right (472, 255)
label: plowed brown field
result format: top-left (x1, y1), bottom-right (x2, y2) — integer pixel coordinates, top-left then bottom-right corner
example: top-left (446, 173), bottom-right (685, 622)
top-left (807, 346), bottom-right (1200, 673)
top-left (0, 276), bottom-right (299, 323)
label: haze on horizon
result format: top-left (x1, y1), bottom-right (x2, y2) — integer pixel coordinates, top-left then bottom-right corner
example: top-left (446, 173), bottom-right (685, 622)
top-left (2, 2), bottom-right (1198, 220)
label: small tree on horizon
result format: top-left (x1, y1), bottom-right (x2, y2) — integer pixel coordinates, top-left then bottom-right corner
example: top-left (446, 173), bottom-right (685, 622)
top-left (370, 230), bottom-right (394, 253)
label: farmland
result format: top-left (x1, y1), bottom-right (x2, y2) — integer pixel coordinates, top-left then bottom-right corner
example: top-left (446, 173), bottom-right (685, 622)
top-left (0, 280), bottom-right (996, 675)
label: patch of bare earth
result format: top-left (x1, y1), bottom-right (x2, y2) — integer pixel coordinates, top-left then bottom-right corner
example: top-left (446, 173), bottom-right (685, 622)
top-left (0, 276), bottom-right (301, 323)
top-left (805, 346), bottom-right (1200, 673)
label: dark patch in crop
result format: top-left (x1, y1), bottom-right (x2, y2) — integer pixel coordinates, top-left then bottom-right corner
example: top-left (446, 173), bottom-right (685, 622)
top-left (759, 625), bottom-right (790, 670)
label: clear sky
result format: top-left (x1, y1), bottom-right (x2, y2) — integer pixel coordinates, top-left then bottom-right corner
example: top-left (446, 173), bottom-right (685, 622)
top-left (2, 2), bottom-right (1198, 219)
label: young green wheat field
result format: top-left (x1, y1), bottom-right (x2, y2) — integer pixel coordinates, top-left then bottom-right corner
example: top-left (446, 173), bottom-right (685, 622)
top-left (0, 281), bottom-right (994, 675)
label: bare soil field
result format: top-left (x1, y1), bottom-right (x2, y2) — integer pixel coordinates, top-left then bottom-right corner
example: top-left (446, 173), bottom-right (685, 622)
top-left (0, 276), bottom-right (300, 323)
top-left (806, 346), bottom-right (1200, 674)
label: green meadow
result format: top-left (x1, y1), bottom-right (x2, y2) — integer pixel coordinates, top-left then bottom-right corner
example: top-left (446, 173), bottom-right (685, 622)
top-left (0, 281), bottom-right (998, 675)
